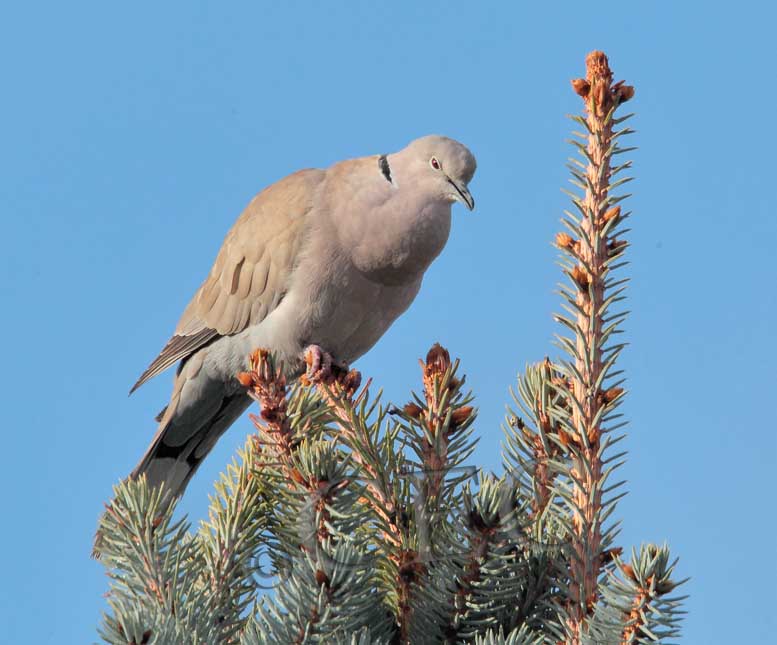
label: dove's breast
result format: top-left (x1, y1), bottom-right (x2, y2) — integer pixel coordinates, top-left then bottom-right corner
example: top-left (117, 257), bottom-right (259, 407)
top-left (311, 267), bottom-right (422, 363)
top-left (287, 247), bottom-right (423, 364)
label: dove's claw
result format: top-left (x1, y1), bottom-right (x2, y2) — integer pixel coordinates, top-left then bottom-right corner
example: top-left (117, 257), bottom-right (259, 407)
top-left (302, 344), bottom-right (336, 384)
top-left (301, 345), bottom-right (356, 388)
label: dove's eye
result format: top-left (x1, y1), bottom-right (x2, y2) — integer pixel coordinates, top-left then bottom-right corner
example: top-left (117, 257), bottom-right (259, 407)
top-left (430, 157), bottom-right (441, 170)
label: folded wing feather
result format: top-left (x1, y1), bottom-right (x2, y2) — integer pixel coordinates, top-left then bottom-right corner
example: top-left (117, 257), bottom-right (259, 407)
top-left (130, 168), bottom-right (324, 394)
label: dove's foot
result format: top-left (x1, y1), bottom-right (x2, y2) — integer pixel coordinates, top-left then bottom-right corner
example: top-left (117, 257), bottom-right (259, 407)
top-left (303, 344), bottom-right (332, 382)
top-left (302, 345), bottom-right (344, 383)
top-left (301, 345), bottom-right (363, 396)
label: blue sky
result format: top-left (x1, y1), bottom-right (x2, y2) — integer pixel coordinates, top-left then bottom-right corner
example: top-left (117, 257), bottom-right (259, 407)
top-left (1, 2), bottom-right (774, 643)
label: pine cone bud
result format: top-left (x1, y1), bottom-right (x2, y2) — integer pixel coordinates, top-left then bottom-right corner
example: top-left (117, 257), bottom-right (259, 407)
top-left (571, 78), bottom-right (591, 98)
top-left (603, 387), bottom-right (624, 403)
top-left (602, 205), bottom-right (621, 225)
top-left (237, 372), bottom-right (255, 387)
top-left (556, 231), bottom-right (575, 249)
top-left (403, 403), bottom-right (424, 419)
top-left (425, 343), bottom-right (451, 377)
top-left (450, 406), bottom-right (474, 428)
top-left (571, 265), bottom-right (590, 289)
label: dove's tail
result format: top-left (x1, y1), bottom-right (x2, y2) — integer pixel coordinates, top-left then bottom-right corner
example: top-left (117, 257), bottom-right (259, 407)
top-left (131, 389), bottom-right (252, 499)
top-left (94, 375), bottom-right (251, 558)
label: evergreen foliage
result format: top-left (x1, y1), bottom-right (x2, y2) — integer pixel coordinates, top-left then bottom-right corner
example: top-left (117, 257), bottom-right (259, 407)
top-left (95, 51), bottom-right (687, 644)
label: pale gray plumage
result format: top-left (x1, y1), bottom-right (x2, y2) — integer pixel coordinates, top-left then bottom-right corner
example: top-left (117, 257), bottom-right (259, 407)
top-left (130, 135), bottom-right (477, 496)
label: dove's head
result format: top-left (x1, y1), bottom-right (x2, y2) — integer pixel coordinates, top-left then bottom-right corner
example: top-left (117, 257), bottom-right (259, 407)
top-left (398, 135), bottom-right (477, 211)
top-left (338, 135), bottom-right (477, 285)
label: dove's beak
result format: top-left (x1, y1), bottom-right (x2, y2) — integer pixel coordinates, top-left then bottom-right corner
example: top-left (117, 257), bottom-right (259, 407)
top-left (447, 177), bottom-right (475, 211)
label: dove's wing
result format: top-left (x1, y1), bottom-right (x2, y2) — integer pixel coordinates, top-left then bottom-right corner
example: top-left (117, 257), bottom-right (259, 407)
top-left (130, 168), bottom-right (324, 393)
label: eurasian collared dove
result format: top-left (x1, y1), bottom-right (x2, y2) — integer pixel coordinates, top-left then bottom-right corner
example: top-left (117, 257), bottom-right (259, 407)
top-left (130, 135), bottom-right (476, 497)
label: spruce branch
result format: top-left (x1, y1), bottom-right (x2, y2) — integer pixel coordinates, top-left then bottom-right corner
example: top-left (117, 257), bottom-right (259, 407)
top-left (474, 624), bottom-right (545, 645)
top-left (237, 349), bottom-right (298, 479)
top-left (312, 370), bottom-right (403, 549)
top-left (197, 440), bottom-right (270, 643)
top-left (394, 345), bottom-right (477, 529)
top-left (309, 368), bottom-right (419, 640)
top-left (504, 358), bottom-right (572, 520)
top-left (238, 349), bottom-right (391, 641)
top-left (614, 545), bottom-right (688, 644)
top-left (245, 538), bottom-right (390, 643)
top-left (96, 478), bottom-right (217, 644)
top-left (414, 343), bottom-right (477, 504)
top-left (439, 475), bottom-right (533, 642)
top-left (97, 478), bottom-right (192, 614)
top-left (557, 51), bottom-right (635, 643)
top-left (396, 344), bottom-right (479, 643)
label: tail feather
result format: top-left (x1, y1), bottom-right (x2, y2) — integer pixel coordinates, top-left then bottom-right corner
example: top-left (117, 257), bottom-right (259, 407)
top-left (95, 347), bottom-right (254, 558)
top-left (131, 393), bottom-right (252, 498)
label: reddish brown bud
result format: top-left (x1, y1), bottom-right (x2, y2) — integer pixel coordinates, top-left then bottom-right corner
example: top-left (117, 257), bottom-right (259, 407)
top-left (603, 387), bottom-right (624, 403)
top-left (450, 406), bottom-right (474, 428)
top-left (556, 231), bottom-right (575, 249)
top-left (602, 546), bottom-right (623, 563)
top-left (236, 371), bottom-right (255, 387)
top-left (397, 549), bottom-right (427, 584)
top-left (315, 569), bottom-right (330, 587)
top-left (289, 468), bottom-right (305, 485)
top-left (570, 265), bottom-right (590, 289)
top-left (621, 563), bottom-right (637, 581)
top-left (571, 78), bottom-right (591, 98)
top-left (615, 82), bottom-right (635, 103)
top-left (602, 205), bottom-right (621, 225)
top-left (467, 509), bottom-right (488, 532)
top-left (403, 403), bottom-right (424, 419)
top-left (260, 408), bottom-right (280, 423)
top-left (337, 368), bottom-right (362, 397)
top-left (608, 238), bottom-right (628, 254)
top-left (425, 343), bottom-right (451, 375)
top-left (655, 579), bottom-right (678, 594)
top-left (586, 51), bottom-right (612, 82)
